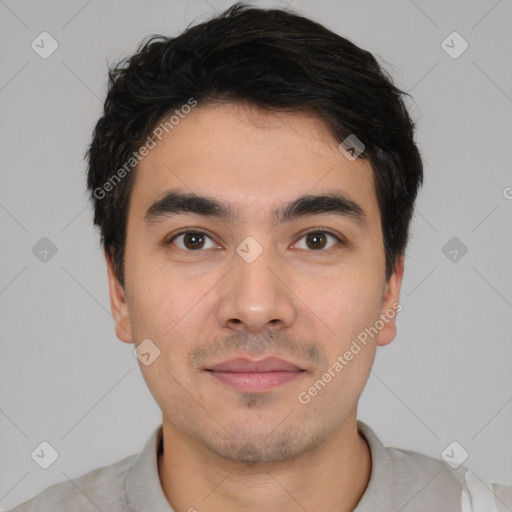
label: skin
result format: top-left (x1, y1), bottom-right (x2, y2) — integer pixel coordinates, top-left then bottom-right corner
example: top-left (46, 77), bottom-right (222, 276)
top-left (106, 102), bottom-right (404, 512)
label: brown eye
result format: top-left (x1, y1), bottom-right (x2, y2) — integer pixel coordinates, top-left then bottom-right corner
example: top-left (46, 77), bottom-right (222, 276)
top-left (295, 231), bottom-right (341, 251)
top-left (182, 233), bottom-right (206, 249)
top-left (306, 232), bottom-right (327, 249)
top-left (168, 231), bottom-right (216, 251)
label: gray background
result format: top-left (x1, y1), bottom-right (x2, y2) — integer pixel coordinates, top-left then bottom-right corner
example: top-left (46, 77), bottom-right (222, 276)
top-left (1, 0), bottom-right (511, 509)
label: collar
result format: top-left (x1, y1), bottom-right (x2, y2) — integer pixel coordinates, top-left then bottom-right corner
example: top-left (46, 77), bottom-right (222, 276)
top-left (125, 424), bottom-right (173, 511)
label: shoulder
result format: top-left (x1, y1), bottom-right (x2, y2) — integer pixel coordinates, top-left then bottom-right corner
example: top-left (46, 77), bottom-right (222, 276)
top-left (357, 421), bottom-right (512, 510)
top-left (386, 444), bottom-right (512, 510)
top-left (386, 444), bottom-right (469, 497)
top-left (8, 454), bottom-right (137, 512)
top-left (359, 421), bottom-right (467, 491)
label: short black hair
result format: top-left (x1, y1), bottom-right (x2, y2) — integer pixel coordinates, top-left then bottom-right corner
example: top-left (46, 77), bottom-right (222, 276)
top-left (86, 2), bottom-right (423, 287)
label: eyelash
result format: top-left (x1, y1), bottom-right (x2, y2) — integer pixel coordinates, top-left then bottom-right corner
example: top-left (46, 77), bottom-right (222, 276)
top-left (165, 228), bottom-right (344, 253)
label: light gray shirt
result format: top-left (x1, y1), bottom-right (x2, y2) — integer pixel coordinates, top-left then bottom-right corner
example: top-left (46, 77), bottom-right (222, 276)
top-left (9, 421), bottom-right (512, 511)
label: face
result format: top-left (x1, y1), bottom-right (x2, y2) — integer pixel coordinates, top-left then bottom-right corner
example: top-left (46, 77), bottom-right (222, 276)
top-left (106, 102), bottom-right (404, 464)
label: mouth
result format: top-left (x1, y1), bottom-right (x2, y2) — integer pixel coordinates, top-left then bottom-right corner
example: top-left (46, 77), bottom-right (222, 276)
top-left (204, 356), bottom-right (306, 393)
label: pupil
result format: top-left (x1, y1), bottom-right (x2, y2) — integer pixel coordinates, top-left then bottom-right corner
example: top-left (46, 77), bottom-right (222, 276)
top-left (307, 233), bottom-right (326, 249)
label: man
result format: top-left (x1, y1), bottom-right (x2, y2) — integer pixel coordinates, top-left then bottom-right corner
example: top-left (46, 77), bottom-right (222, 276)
top-left (10, 2), bottom-right (511, 511)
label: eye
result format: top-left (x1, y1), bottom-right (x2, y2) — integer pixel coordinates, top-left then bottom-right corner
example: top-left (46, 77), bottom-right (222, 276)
top-left (167, 230), bottom-right (218, 251)
top-left (294, 230), bottom-right (343, 251)
top-left (166, 229), bottom-right (343, 252)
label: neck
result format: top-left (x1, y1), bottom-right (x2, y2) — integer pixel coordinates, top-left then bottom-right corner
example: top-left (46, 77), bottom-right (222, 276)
top-left (157, 413), bottom-right (372, 512)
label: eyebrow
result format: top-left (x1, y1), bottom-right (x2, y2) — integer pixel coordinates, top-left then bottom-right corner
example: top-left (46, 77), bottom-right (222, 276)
top-left (144, 189), bottom-right (367, 228)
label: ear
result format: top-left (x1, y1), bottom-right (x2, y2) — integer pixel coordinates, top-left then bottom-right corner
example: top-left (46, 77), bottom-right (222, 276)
top-left (105, 249), bottom-right (134, 344)
top-left (376, 254), bottom-right (404, 347)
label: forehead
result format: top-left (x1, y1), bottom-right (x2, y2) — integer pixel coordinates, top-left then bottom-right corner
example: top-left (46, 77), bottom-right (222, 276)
top-left (129, 102), bottom-right (380, 228)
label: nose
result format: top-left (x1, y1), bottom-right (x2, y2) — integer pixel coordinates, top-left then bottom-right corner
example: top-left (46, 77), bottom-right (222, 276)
top-left (217, 245), bottom-right (297, 334)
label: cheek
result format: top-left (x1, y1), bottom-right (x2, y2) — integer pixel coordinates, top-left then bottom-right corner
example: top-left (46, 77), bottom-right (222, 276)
top-left (127, 265), bottom-right (215, 378)
top-left (298, 335), bottom-right (376, 423)
top-left (127, 256), bottom-right (196, 331)
top-left (129, 272), bottom-right (199, 399)
top-left (303, 265), bottom-right (383, 340)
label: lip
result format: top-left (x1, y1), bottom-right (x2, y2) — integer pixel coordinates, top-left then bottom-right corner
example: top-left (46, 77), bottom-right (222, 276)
top-left (205, 356), bottom-right (305, 393)
top-left (208, 356), bottom-right (302, 372)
